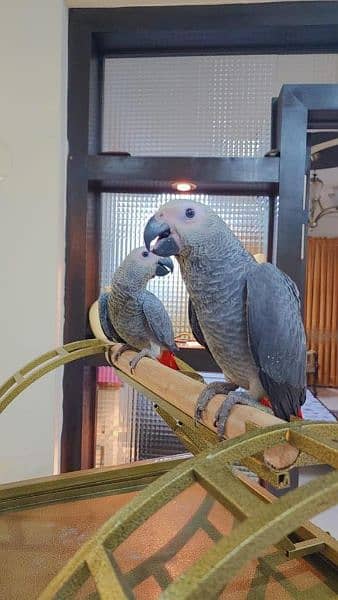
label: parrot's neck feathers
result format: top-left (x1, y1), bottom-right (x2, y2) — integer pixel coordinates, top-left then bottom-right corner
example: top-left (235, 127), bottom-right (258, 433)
top-left (111, 279), bottom-right (145, 300)
top-left (112, 266), bottom-right (149, 295)
top-left (179, 221), bottom-right (254, 267)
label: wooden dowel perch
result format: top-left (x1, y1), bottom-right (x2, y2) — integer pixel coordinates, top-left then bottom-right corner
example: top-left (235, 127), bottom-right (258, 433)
top-left (109, 345), bottom-right (300, 470)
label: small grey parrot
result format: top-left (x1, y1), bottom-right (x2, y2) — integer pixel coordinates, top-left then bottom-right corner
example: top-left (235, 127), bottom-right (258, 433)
top-left (144, 200), bottom-right (306, 435)
top-left (98, 247), bottom-right (177, 371)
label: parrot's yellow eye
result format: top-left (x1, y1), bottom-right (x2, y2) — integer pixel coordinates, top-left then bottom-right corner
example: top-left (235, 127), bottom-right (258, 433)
top-left (142, 251), bottom-right (149, 257)
top-left (185, 208), bottom-right (195, 219)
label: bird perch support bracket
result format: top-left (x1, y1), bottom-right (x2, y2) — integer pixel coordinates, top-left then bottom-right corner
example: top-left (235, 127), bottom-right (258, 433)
top-left (39, 422), bottom-right (338, 599)
top-left (0, 339), bottom-right (337, 598)
top-left (0, 340), bottom-right (336, 489)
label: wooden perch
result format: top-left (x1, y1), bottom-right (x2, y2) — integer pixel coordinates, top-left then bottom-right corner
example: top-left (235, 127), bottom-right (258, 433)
top-left (109, 345), bottom-right (300, 470)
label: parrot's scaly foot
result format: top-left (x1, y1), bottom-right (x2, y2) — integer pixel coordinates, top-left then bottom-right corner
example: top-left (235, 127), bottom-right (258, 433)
top-left (194, 381), bottom-right (238, 424)
top-left (129, 348), bottom-right (157, 374)
top-left (214, 390), bottom-right (272, 440)
top-left (105, 344), bottom-right (133, 366)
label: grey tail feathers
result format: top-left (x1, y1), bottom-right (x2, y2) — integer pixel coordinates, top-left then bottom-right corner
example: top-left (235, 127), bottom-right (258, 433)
top-left (259, 369), bottom-right (306, 420)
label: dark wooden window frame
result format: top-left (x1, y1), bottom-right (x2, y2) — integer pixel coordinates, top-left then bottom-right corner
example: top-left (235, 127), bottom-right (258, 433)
top-left (63, 2), bottom-right (338, 472)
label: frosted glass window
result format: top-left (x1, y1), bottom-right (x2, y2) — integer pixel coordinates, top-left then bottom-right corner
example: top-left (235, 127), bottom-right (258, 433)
top-left (102, 54), bottom-right (338, 157)
top-left (95, 376), bottom-right (187, 467)
top-left (100, 193), bottom-right (269, 337)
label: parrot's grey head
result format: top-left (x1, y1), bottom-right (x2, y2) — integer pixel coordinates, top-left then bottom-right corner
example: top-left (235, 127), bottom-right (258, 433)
top-left (144, 199), bottom-right (223, 257)
top-left (118, 246), bottom-right (174, 287)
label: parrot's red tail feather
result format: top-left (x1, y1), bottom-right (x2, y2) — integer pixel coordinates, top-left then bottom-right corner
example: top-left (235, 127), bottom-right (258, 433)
top-left (158, 350), bottom-right (179, 370)
top-left (260, 396), bottom-right (303, 419)
top-left (260, 396), bottom-right (272, 409)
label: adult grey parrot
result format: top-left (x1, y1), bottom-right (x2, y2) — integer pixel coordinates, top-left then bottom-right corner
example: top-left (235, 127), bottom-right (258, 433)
top-left (144, 199), bottom-right (306, 435)
top-left (98, 246), bottom-right (177, 371)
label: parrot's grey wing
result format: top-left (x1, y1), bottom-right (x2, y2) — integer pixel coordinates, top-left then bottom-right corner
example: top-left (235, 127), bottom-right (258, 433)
top-left (246, 263), bottom-right (306, 420)
top-left (142, 292), bottom-right (177, 352)
top-left (98, 293), bottom-right (126, 343)
top-left (188, 298), bottom-right (210, 351)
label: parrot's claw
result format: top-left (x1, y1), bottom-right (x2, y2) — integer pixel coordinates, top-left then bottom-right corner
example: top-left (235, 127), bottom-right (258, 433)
top-left (194, 406), bottom-right (204, 423)
top-left (194, 382), bottom-right (238, 425)
top-left (213, 390), bottom-right (266, 440)
top-left (129, 356), bottom-right (140, 374)
top-left (129, 348), bottom-right (156, 374)
top-left (105, 344), bottom-right (133, 366)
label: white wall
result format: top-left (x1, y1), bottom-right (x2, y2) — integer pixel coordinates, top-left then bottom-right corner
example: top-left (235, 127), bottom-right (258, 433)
top-left (0, 1), bottom-right (67, 483)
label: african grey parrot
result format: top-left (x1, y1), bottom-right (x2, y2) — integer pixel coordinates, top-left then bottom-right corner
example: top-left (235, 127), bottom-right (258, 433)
top-left (98, 246), bottom-right (177, 371)
top-left (144, 199), bottom-right (306, 435)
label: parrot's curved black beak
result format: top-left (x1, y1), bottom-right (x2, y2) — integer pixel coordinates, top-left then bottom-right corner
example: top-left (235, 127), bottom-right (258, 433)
top-left (155, 256), bottom-right (174, 277)
top-left (144, 216), bottom-right (179, 256)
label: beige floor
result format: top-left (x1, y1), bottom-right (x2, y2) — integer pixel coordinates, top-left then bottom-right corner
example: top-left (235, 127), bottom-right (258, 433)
top-left (317, 387), bottom-right (338, 416)
top-left (300, 387), bottom-right (337, 538)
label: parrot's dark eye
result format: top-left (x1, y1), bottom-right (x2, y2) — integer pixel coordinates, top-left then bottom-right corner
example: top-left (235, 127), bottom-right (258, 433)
top-left (185, 208), bottom-right (195, 219)
top-left (142, 251), bottom-right (149, 257)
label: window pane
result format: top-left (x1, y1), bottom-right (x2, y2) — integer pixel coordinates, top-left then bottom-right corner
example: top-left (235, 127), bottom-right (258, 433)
top-left (102, 54), bottom-right (338, 157)
top-left (95, 372), bottom-right (187, 468)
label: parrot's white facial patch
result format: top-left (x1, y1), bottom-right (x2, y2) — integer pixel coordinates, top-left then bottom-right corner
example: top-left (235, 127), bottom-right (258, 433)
top-left (156, 201), bottom-right (207, 241)
top-left (133, 247), bottom-right (158, 267)
top-left (129, 246), bottom-right (174, 279)
top-left (144, 200), bottom-right (214, 257)
top-left (160, 200), bottom-right (207, 228)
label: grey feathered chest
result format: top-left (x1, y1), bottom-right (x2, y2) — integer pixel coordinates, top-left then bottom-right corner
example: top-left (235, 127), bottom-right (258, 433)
top-left (178, 239), bottom-right (259, 389)
top-left (107, 285), bottom-right (150, 349)
top-left (107, 280), bottom-right (176, 354)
